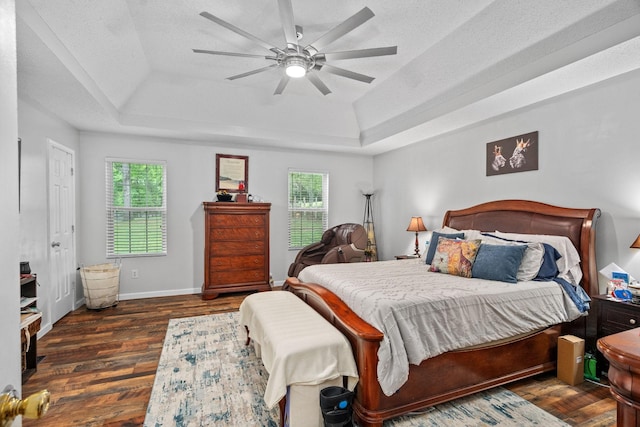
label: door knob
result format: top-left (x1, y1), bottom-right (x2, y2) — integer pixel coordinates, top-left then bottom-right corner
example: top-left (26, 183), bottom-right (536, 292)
top-left (0, 385), bottom-right (50, 427)
top-left (51, 241), bottom-right (60, 248)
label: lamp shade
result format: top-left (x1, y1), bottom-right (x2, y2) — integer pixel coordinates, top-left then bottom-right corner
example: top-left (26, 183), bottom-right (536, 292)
top-left (406, 217), bottom-right (427, 232)
top-left (631, 234), bottom-right (640, 249)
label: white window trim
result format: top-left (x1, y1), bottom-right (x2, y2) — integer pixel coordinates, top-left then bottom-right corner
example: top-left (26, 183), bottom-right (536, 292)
top-left (288, 168), bottom-right (329, 250)
top-left (106, 157), bottom-right (167, 258)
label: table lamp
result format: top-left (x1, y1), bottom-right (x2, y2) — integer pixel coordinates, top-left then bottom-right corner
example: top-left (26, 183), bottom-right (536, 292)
top-left (406, 217), bottom-right (427, 257)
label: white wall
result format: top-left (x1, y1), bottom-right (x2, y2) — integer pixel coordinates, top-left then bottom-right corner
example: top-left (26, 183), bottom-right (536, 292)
top-left (18, 100), bottom-right (80, 334)
top-left (0, 0), bottom-right (21, 398)
top-left (76, 132), bottom-right (374, 298)
top-left (373, 69), bottom-right (640, 293)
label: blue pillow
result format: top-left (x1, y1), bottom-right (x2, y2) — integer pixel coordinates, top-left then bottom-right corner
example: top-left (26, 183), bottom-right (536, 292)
top-left (471, 243), bottom-right (527, 283)
top-left (535, 243), bottom-right (561, 280)
top-left (425, 232), bottom-right (464, 264)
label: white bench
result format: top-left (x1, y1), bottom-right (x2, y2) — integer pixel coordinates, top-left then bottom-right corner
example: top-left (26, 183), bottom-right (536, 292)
top-left (239, 291), bottom-right (358, 427)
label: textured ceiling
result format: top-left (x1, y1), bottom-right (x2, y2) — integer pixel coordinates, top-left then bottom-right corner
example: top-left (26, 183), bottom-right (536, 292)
top-left (16, 0), bottom-right (640, 155)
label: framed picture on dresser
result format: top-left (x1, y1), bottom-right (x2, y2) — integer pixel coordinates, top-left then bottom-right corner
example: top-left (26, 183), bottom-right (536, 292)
top-left (216, 153), bottom-right (248, 193)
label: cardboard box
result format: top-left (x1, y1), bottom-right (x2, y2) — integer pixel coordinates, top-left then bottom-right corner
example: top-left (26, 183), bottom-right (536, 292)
top-left (557, 335), bottom-right (584, 385)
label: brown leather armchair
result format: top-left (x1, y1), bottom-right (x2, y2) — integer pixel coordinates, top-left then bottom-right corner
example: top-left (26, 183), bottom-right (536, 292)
top-left (287, 223), bottom-right (368, 277)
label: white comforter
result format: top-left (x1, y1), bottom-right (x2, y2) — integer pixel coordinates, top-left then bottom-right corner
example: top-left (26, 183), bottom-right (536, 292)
top-left (298, 259), bottom-right (582, 396)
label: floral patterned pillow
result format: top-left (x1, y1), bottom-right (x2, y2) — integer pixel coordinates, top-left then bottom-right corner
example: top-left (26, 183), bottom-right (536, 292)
top-left (429, 238), bottom-right (482, 278)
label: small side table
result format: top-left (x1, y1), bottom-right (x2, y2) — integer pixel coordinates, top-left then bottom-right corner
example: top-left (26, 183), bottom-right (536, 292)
top-left (395, 255), bottom-right (418, 260)
top-left (597, 328), bottom-right (640, 426)
top-left (593, 295), bottom-right (640, 374)
top-left (594, 295), bottom-right (640, 337)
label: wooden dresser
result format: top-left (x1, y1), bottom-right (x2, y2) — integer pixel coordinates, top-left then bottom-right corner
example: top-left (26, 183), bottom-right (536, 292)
top-left (202, 202), bottom-right (271, 299)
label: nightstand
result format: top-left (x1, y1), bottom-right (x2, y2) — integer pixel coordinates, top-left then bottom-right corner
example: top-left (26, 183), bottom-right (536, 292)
top-left (593, 294), bottom-right (640, 374)
top-left (395, 255), bottom-right (418, 260)
top-left (594, 295), bottom-right (640, 336)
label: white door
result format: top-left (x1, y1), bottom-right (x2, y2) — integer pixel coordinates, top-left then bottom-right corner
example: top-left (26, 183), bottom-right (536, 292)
top-left (48, 140), bottom-right (76, 324)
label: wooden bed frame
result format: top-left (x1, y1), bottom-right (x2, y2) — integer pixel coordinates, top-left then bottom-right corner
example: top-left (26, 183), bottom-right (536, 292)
top-left (284, 200), bottom-right (600, 427)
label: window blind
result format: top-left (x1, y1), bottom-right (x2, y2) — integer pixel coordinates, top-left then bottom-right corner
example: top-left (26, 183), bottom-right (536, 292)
top-left (106, 158), bottom-right (167, 257)
top-left (288, 170), bottom-right (329, 249)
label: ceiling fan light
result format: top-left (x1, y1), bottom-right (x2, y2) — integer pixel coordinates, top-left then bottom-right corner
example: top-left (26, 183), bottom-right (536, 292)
top-left (285, 57), bottom-right (307, 78)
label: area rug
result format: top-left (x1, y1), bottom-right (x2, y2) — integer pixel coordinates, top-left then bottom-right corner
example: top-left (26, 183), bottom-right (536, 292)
top-left (144, 312), bottom-right (568, 427)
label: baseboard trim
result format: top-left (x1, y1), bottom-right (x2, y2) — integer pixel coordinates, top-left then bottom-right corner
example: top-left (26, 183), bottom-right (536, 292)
top-left (77, 282), bottom-right (288, 304)
top-left (119, 287), bottom-right (201, 301)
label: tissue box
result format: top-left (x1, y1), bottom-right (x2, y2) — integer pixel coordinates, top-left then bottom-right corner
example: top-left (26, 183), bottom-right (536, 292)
top-left (557, 335), bottom-right (584, 385)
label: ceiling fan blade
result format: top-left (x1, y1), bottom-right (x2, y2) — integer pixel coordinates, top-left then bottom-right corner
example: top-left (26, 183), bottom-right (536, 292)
top-left (321, 64), bottom-right (374, 84)
top-left (307, 7), bottom-right (375, 52)
top-left (307, 73), bottom-right (332, 95)
top-left (277, 0), bottom-right (299, 48)
top-left (193, 49), bottom-right (273, 59)
top-left (323, 46), bottom-right (397, 60)
top-left (199, 11), bottom-right (281, 53)
top-left (227, 64), bottom-right (279, 80)
top-left (274, 75), bottom-right (290, 95)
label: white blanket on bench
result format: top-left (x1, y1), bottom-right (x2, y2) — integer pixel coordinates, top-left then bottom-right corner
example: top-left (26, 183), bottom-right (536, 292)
top-left (239, 291), bottom-right (358, 408)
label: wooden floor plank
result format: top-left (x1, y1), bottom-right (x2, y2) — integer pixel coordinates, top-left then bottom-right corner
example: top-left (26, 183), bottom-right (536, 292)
top-left (22, 293), bottom-right (617, 426)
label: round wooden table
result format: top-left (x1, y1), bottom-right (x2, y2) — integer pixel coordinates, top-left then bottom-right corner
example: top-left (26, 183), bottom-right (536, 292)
top-left (597, 327), bottom-right (640, 426)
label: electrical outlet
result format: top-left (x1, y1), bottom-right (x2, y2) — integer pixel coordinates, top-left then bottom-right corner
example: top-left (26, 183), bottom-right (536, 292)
top-left (131, 269), bottom-right (139, 279)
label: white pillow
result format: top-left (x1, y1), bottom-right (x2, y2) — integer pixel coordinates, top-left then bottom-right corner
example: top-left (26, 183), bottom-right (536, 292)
top-left (436, 226), bottom-right (461, 234)
top-left (493, 231), bottom-right (582, 285)
top-left (463, 229), bottom-right (484, 240)
top-left (477, 234), bottom-right (544, 282)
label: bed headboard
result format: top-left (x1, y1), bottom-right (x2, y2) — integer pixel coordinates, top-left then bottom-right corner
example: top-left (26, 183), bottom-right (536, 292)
top-left (442, 200), bottom-right (601, 296)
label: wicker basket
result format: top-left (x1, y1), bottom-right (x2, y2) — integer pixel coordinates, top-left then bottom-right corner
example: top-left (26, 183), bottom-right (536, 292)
top-left (80, 263), bottom-right (120, 309)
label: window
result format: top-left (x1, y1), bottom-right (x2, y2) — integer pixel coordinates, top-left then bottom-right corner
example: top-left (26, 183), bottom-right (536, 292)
top-left (106, 158), bottom-right (167, 257)
top-left (288, 170), bottom-right (329, 249)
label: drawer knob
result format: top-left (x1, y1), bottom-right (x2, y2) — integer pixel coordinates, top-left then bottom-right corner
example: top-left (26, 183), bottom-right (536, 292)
top-left (631, 319), bottom-right (637, 325)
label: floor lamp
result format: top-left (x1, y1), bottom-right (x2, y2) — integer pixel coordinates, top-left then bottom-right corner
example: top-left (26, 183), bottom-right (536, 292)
top-left (363, 194), bottom-right (377, 261)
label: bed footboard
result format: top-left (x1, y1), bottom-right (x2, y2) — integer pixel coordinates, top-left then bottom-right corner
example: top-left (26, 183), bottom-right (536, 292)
top-left (284, 277), bottom-right (561, 427)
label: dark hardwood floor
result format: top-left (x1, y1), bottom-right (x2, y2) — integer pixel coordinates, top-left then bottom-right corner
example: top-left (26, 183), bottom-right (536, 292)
top-left (22, 293), bottom-right (616, 426)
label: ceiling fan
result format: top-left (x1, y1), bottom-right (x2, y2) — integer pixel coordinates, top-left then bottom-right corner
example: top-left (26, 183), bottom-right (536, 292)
top-left (193, 0), bottom-right (397, 95)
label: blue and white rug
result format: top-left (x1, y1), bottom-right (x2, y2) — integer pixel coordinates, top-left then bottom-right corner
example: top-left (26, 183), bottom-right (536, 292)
top-left (144, 311), bottom-right (568, 426)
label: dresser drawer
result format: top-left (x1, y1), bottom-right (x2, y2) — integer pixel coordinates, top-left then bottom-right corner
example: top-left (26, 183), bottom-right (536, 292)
top-left (209, 269), bottom-right (266, 285)
top-left (209, 227), bottom-right (265, 242)
top-left (210, 214), bottom-right (265, 228)
top-left (210, 255), bottom-right (264, 270)
top-left (601, 304), bottom-right (639, 331)
top-left (210, 241), bottom-right (265, 256)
